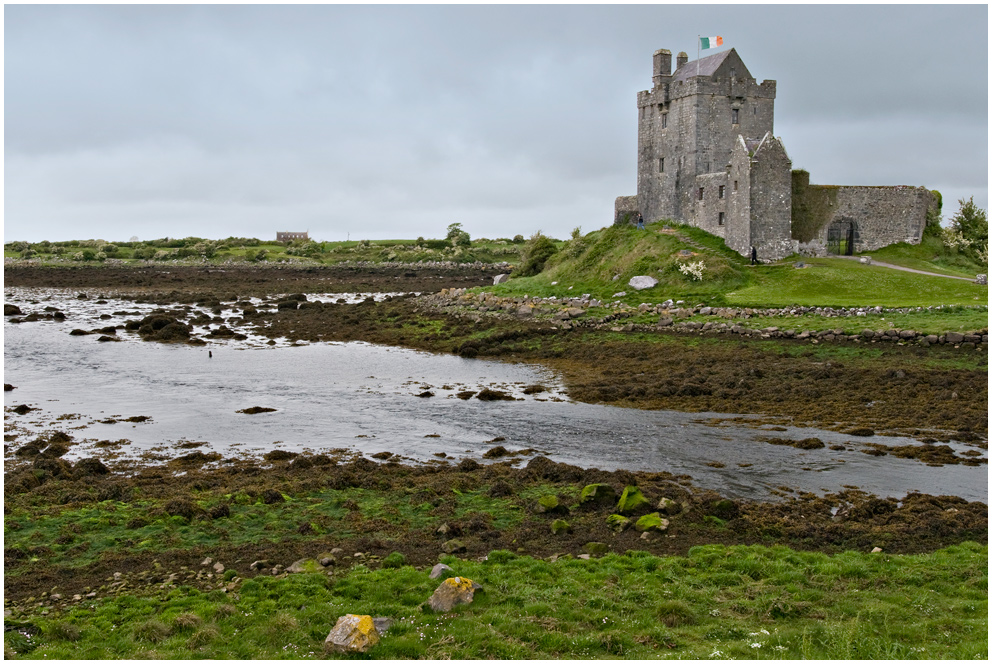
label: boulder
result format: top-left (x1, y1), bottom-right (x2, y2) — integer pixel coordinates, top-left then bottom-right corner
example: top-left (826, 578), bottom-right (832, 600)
top-left (634, 513), bottom-right (670, 533)
top-left (582, 542), bottom-right (609, 556)
top-left (441, 539), bottom-right (466, 554)
top-left (429, 563), bottom-right (453, 580)
top-left (657, 497), bottom-right (682, 516)
top-left (550, 519), bottom-right (571, 535)
top-left (976, 274), bottom-right (987, 285)
top-left (605, 514), bottom-right (631, 533)
top-left (628, 276), bottom-right (659, 290)
top-left (286, 558), bottom-right (323, 574)
top-left (616, 486), bottom-right (650, 515)
top-left (427, 576), bottom-right (481, 612)
top-left (324, 614), bottom-right (380, 653)
top-left (4, 304), bottom-right (22, 316)
top-left (945, 331), bottom-right (965, 344)
top-left (859, 256), bottom-right (872, 265)
top-left (579, 483), bottom-right (616, 507)
top-left (492, 274), bottom-right (510, 285)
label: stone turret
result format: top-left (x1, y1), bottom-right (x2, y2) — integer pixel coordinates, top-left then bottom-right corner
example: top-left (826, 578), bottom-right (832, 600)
top-left (676, 51), bottom-right (688, 69)
top-left (652, 49), bottom-right (672, 85)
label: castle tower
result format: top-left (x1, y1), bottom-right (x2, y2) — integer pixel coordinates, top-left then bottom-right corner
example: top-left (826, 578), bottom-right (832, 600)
top-left (635, 47), bottom-right (779, 233)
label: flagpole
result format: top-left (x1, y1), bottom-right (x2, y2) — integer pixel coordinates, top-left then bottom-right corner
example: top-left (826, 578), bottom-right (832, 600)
top-left (696, 35), bottom-right (700, 77)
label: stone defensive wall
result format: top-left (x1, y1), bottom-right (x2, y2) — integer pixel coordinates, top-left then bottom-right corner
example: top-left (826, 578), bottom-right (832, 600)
top-left (424, 288), bottom-right (987, 350)
top-left (792, 170), bottom-right (932, 254)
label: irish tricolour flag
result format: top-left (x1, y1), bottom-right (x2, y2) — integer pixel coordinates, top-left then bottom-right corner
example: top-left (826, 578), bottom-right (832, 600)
top-left (700, 36), bottom-right (723, 49)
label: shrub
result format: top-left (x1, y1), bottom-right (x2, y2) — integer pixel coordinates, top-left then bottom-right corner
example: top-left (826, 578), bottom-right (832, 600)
top-left (513, 232), bottom-right (558, 277)
top-left (948, 197), bottom-right (988, 265)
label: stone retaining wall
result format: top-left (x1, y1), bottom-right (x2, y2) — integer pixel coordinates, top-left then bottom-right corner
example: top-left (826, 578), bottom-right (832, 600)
top-left (424, 289), bottom-right (987, 350)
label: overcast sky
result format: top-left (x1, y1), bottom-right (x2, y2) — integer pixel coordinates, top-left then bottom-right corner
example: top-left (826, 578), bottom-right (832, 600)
top-left (5, 4), bottom-right (988, 243)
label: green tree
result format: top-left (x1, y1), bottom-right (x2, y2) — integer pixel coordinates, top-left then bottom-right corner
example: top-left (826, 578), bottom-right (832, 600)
top-left (949, 197), bottom-right (988, 264)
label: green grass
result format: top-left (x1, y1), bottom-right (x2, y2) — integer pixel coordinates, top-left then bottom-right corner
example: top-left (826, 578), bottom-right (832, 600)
top-left (861, 236), bottom-right (987, 278)
top-left (727, 258), bottom-right (988, 308)
top-left (7, 542), bottom-right (986, 659)
top-left (3, 236), bottom-right (524, 266)
top-left (482, 224), bottom-right (988, 310)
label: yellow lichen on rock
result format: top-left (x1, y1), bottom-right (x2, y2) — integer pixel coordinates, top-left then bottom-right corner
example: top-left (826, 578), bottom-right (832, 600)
top-left (324, 613), bottom-right (380, 653)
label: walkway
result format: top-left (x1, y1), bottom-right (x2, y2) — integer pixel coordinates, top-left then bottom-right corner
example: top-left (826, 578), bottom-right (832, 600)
top-left (832, 255), bottom-right (980, 282)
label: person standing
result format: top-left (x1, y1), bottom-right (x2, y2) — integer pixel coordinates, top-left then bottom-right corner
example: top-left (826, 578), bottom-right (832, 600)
top-left (750, 246), bottom-right (758, 265)
top-left (636, 213), bottom-right (645, 230)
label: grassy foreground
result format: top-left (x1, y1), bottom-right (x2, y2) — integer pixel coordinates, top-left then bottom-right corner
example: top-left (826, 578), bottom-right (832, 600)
top-left (6, 543), bottom-right (986, 659)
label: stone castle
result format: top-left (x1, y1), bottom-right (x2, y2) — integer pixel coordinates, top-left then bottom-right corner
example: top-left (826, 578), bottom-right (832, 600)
top-left (615, 47), bottom-right (935, 260)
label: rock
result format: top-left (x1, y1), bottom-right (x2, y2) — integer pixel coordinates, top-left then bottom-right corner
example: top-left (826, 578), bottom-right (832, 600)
top-left (286, 558), bottom-right (323, 574)
top-left (976, 274), bottom-right (987, 285)
top-left (550, 519), bottom-right (571, 535)
top-left (536, 494), bottom-right (562, 514)
top-left (4, 304), bottom-right (23, 316)
top-left (201, 557), bottom-right (213, 566)
top-left (3, 384), bottom-right (14, 391)
top-left (605, 514), bottom-right (631, 533)
top-left (583, 542), bottom-right (609, 556)
top-left (612, 292), bottom-right (626, 298)
top-left (427, 576), bottom-right (481, 612)
top-left (493, 274), bottom-right (509, 285)
top-left (442, 539), bottom-right (466, 554)
top-left (871, 547), bottom-right (882, 554)
top-left (945, 331), bottom-right (965, 344)
top-left (628, 276), bottom-right (659, 290)
top-left (657, 497), bottom-right (682, 515)
top-left (634, 513), bottom-right (670, 533)
top-left (793, 261), bottom-right (805, 269)
top-left (249, 560), bottom-right (271, 571)
top-left (212, 562), bottom-right (225, 574)
top-left (319, 556), bottom-right (337, 567)
top-left (657, 317), bottom-right (674, 327)
top-left (616, 486), bottom-right (650, 514)
top-left (324, 614), bottom-right (381, 653)
top-left (372, 617), bottom-right (393, 634)
top-left (859, 256), bottom-right (872, 265)
top-left (576, 554), bottom-right (591, 560)
top-left (579, 483), bottom-right (616, 507)
top-left (429, 563), bottom-right (453, 580)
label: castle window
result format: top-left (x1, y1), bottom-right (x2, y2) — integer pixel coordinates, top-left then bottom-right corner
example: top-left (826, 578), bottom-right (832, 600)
top-left (659, 158), bottom-right (664, 173)
top-left (698, 187), bottom-right (704, 201)
top-left (661, 113), bottom-right (668, 129)
top-left (734, 180), bottom-right (739, 191)
top-left (719, 185), bottom-right (725, 199)
top-left (718, 212), bottom-right (725, 226)
top-left (730, 67), bottom-right (736, 78)
top-left (732, 108), bottom-right (739, 124)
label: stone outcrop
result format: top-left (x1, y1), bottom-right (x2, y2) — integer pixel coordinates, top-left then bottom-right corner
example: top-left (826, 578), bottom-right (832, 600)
top-left (324, 614), bottom-right (380, 653)
top-left (427, 576), bottom-right (482, 612)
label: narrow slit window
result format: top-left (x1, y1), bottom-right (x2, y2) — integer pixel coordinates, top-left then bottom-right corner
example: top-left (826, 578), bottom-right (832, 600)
top-left (719, 185), bottom-right (725, 199)
top-left (732, 108), bottom-right (739, 124)
top-left (718, 212), bottom-right (725, 226)
top-left (661, 113), bottom-right (668, 129)
top-left (698, 187), bottom-right (704, 201)
top-left (733, 180), bottom-right (739, 191)
top-left (659, 157), bottom-right (664, 173)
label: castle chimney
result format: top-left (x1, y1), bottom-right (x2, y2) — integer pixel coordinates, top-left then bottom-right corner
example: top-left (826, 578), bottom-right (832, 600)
top-left (653, 49), bottom-right (672, 80)
top-left (676, 51), bottom-right (689, 70)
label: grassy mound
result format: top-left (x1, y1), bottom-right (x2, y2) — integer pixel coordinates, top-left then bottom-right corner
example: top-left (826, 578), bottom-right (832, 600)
top-left (489, 223), bottom-right (988, 309)
top-left (494, 223), bottom-right (751, 305)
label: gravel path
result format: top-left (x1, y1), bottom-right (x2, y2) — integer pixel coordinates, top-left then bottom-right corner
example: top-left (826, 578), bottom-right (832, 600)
top-left (834, 255), bottom-right (980, 282)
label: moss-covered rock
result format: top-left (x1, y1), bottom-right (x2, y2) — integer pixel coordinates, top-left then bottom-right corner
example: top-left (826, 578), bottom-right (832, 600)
top-left (381, 551), bottom-right (406, 568)
top-left (537, 494), bottom-right (559, 512)
top-left (657, 497), bottom-right (682, 515)
top-left (442, 539), bottom-right (466, 554)
top-left (617, 486), bottom-right (649, 515)
top-left (579, 483), bottom-right (616, 507)
top-left (605, 514), bottom-right (631, 533)
top-left (634, 512), bottom-right (670, 533)
top-left (551, 519), bottom-right (571, 535)
top-left (583, 541), bottom-right (610, 556)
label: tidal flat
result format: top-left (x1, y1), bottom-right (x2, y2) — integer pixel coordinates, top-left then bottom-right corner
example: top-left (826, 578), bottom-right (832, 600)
top-left (3, 263), bottom-right (987, 659)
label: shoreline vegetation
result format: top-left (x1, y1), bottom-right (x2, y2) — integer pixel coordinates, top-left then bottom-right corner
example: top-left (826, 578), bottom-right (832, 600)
top-left (4, 225), bottom-right (988, 659)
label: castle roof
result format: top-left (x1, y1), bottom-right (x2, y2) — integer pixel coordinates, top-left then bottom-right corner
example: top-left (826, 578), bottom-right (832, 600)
top-left (671, 48), bottom-right (733, 83)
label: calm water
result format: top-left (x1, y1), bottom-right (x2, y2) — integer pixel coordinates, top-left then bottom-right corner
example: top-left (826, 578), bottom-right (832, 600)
top-left (3, 287), bottom-right (987, 502)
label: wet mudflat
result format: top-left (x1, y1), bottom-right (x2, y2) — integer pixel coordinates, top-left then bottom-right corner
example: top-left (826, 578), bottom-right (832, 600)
top-left (4, 288), bottom-right (986, 502)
